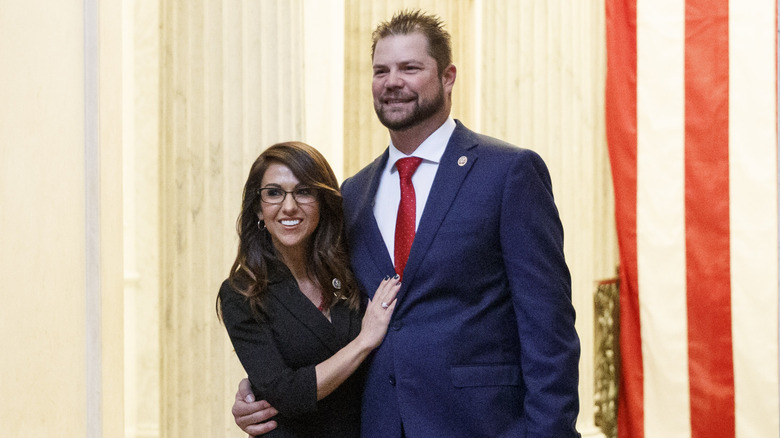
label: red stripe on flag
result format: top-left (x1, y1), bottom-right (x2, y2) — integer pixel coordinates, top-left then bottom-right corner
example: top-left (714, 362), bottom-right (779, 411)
top-left (684, 1), bottom-right (735, 437)
top-left (605, 1), bottom-right (643, 437)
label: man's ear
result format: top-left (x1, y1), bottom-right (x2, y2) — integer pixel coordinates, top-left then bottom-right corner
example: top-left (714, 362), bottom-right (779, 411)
top-left (442, 63), bottom-right (457, 94)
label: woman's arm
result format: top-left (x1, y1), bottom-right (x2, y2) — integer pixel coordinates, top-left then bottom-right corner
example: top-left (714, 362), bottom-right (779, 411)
top-left (314, 276), bottom-right (399, 400)
top-left (221, 281), bottom-right (318, 417)
top-left (221, 276), bottom-right (400, 417)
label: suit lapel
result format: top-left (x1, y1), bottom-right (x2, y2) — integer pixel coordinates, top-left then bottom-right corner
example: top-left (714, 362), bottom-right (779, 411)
top-left (402, 122), bottom-right (479, 287)
top-left (268, 277), bottom-right (349, 353)
top-left (350, 151), bottom-right (396, 280)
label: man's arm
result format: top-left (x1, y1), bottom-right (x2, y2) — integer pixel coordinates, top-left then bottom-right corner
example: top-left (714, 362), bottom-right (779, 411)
top-left (233, 378), bottom-right (278, 436)
top-left (501, 150), bottom-right (581, 437)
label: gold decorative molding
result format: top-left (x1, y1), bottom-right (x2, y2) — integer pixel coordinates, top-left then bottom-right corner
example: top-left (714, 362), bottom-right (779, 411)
top-left (594, 276), bottom-right (619, 438)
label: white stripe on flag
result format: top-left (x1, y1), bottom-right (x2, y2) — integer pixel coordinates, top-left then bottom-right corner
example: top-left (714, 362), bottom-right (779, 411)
top-left (729, 1), bottom-right (780, 436)
top-left (636, 1), bottom-right (691, 437)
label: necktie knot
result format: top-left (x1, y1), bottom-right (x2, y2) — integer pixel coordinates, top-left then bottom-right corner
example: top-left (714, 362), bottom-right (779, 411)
top-left (395, 157), bottom-right (423, 180)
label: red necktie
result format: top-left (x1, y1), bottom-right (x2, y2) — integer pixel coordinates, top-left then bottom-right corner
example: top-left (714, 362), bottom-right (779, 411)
top-left (394, 157), bottom-right (423, 279)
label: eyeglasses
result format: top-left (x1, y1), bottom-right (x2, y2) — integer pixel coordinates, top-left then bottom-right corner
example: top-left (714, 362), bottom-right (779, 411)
top-left (258, 186), bottom-right (318, 204)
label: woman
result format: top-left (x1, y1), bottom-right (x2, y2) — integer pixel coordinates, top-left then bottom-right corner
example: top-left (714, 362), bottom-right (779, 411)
top-left (218, 141), bottom-right (399, 437)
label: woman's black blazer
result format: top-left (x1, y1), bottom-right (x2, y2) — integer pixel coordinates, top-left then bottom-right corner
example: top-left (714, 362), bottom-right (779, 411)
top-left (219, 268), bottom-right (365, 438)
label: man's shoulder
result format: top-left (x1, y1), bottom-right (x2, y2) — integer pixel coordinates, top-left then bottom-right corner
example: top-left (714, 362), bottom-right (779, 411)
top-left (341, 152), bottom-right (387, 193)
top-left (451, 121), bottom-right (541, 161)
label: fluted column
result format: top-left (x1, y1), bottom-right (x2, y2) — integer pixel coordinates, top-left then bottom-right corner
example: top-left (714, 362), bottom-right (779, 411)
top-left (159, 1), bottom-right (305, 437)
top-left (123, 0), bottom-right (162, 437)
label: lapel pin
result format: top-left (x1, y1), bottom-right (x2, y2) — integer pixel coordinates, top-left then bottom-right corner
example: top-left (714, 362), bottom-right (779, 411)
top-left (458, 156), bottom-right (468, 166)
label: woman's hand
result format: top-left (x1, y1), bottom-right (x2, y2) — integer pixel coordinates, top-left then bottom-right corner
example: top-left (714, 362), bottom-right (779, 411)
top-left (313, 275), bottom-right (401, 400)
top-left (358, 275), bottom-right (401, 350)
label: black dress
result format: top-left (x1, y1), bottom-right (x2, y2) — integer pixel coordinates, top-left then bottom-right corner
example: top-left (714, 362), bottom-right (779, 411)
top-left (219, 266), bottom-right (365, 437)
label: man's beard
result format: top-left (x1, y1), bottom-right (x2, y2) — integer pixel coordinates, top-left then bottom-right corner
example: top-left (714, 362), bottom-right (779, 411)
top-left (374, 85), bottom-right (445, 131)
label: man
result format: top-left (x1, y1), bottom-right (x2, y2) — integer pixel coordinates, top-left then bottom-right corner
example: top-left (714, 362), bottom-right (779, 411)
top-left (233, 9), bottom-right (581, 437)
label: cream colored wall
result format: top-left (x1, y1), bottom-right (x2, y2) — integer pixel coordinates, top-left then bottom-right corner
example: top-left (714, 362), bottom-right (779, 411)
top-left (0, 3), bottom-right (87, 435)
top-left (0, 0), bottom-right (615, 436)
top-left (0, 0), bottom-right (124, 436)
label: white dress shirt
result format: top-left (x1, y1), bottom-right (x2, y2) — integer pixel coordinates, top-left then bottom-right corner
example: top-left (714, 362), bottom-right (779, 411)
top-left (373, 118), bottom-right (457, 264)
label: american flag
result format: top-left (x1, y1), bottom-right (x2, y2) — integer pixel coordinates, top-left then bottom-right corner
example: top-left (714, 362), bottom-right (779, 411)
top-left (605, 0), bottom-right (779, 437)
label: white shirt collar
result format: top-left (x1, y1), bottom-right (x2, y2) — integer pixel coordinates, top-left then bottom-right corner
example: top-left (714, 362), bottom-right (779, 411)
top-left (387, 118), bottom-right (456, 168)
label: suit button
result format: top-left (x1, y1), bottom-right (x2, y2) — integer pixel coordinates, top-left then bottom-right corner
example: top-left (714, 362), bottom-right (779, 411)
top-left (391, 321), bottom-right (402, 331)
top-left (389, 375), bottom-right (396, 386)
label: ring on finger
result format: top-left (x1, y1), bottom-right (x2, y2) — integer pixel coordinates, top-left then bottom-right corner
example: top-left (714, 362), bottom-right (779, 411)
top-left (381, 302), bottom-right (389, 309)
